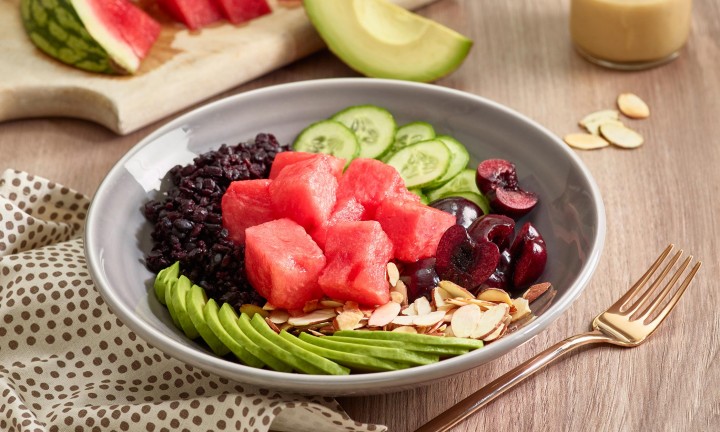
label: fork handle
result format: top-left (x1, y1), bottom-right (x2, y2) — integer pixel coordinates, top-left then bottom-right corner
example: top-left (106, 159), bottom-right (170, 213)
top-left (415, 330), bottom-right (612, 432)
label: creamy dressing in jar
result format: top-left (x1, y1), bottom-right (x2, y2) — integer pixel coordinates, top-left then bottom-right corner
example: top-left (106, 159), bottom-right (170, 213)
top-left (570, 0), bottom-right (692, 70)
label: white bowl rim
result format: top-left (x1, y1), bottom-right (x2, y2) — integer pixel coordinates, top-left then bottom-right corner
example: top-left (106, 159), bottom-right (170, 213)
top-left (85, 77), bottom-right (606, 393)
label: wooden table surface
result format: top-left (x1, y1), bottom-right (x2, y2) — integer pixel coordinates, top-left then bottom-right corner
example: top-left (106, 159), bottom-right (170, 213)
top-left (2, 0), bottom-right (719, 431)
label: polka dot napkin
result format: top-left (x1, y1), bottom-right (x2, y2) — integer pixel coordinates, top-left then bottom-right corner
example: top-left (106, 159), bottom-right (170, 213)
top-left (0, 170), bottom-right (385, 432)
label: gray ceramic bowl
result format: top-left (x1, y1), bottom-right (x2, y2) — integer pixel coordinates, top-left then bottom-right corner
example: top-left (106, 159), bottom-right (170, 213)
top-left (85, 78), bottom-right (605, 395)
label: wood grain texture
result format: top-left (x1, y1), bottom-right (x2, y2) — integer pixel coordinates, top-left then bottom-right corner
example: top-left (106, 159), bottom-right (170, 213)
top-left (2, 0), bottom-right (719, 431)
top-left (0, 0), bottom-right (435, 134)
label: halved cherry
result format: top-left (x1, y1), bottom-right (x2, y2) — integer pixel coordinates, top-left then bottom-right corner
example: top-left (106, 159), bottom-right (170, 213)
top-left (476, 158), bottom-right (538, 218)
top-left (468, 214), bottom-right (515, 251)
top-left (435, 225), bottom-right (500, 289)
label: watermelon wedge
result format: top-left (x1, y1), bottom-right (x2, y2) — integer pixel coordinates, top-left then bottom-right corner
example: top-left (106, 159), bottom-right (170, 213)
top-left (157, 0), bottom-right (223, 30)
top-left (336, 158), bottom-right (414, 218)
top-left (215, 0), bottom-right (272, 24)
top-left (20, 0), bottom-right (161, 74)
top-left (221, 179), bottom-right (275, 244)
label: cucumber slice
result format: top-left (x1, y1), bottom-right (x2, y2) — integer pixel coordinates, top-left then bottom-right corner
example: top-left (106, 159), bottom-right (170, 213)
top-left (425, 168), bottom-right (481, 202)
top-left (331, 105), bottom-right (397, 159)
top-left (409, 188), bottom-right (429, 205)
top-left (425, 135), bottom-right (470, 188)
top-left (385, 139), bottom-right (451, 189)
top-left (293, 120), bottom-right (360, 164)
top-left (382, 121), bottom-right (436, 160)
top-left (436, 192), bottom-right (491, 215)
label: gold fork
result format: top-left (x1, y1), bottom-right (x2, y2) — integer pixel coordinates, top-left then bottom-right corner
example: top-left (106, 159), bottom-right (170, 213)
top-left (416, 244), bottom-right (701, 432)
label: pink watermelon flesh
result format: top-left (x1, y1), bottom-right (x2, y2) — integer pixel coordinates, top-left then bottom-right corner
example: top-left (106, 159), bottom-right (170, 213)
top-left (336, 158), bottom-right (412, 218)
top-left (244, 218), bottom-right (326, 310)
top-left (269, 152), bottom-right (345, 181)
top-left (309, 197), bottom-right (366, 250)
top-left (215, 0), bottom-right (272, 24)
top-left (375, 199), bottom-right (456, 262)
top-left (221, 179), bottom-right (275, 244)
top-left (269, 157), bottom-right (338, 231)
top-left (88, 0), bottom-right (161, 60)
top-left (157, 0), bottom-right (223, 30)
top-left (318, 221), bottom-right (393, 306)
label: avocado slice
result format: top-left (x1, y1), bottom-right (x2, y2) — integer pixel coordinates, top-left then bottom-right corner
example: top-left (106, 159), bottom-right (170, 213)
top-left (153, 261), bottom-right (179, 305)
top-left (186, 285), bottom-right (230, 356)
top-left (323, 335), bottom-right (469, 357)
top-left (298, 333), bottom-right (438, 366)
top-left (163, 273), bottom-right (182, 330)
top-left (203, 299), bottom-right (263, 368)
top-left (171, 276), bottom-right (200, 340)
top-left (235, 314), bottom-right (324, 375)
top-left (279, 331), bottom-right (406, 372)
top-left (304, 0), bottom-right (472, 82)
top-left (217, 304), bottom-right (292, 372)
top-left (334, 330), bottom-right (485, 350)
top-left (249, 314), bottom-right (349, 376)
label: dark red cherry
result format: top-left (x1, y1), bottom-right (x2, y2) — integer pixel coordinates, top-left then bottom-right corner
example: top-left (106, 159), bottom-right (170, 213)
top-left (429, 197), bottom-right (483, 228)
top-left (435, 225), bottom-right (500, 289)
top-left (509, 222), bottom-right (547, 289)
top-left (479, 249), bottom-right (513, 293)
top-left (468, 214), bottom-right (515, 251)
top-left (475, 159), bottom-right (518, 194)
top-left (399, 257), bottom-right (440, 303)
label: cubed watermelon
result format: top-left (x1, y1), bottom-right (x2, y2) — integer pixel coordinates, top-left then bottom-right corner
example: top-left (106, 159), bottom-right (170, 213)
top-left (221, 179), bottom-right (275, 244)
top-left (269, 156), bottom-right (338, 230)
top-left (375, 199), bottom-right (456, 262)
top-left (244, 218), bottom-right (326, 310)
top-left (157, 0), bottom-right (223, 30)
top-left (309, 197), bottom-right (366, 250)
top-left (318, 221), bottom-right (393, 306)
top-left (215, 0), bottom-right (271, 24)
top-left (336, 158), bottom-right (415, 218)
top-left (269, 152), bottom-right (345, 181)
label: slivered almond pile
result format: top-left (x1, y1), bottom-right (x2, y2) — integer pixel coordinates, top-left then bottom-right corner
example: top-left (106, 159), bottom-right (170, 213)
top-left (564, 93), bottom-right (649, 150)
top-left (247, 262), bottom-right (552, 343)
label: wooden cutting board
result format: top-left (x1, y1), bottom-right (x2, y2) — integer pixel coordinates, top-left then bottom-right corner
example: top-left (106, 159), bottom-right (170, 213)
top-left (0, 0), bottom-right (437, 135)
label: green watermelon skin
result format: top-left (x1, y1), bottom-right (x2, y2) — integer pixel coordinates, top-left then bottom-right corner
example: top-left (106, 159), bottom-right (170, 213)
top-left (269, 152), bottom-right (345, 181)
top-left (318, 221), bottom-right (393, 306)
top-left (375, 199), bottom-right (456, 262)
top-left (221, 179), bottom-right (275, 244)
top-left (20, 0), bottom-right (161, 74)
top-left (244, 218), bottom-right (326, 310)
top-left (269, 156), bottom-right (338, 231)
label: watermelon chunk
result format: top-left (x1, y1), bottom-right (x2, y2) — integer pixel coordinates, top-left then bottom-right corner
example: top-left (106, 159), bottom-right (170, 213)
top-left (335, 158), bottom-right (415, 217)
top-left (157, 0), bottom-right (223, 30)
top-left (375, 199), bottom-right (456, 262)
top-left (215, 0), bottom-right (271, 24)
top-left (221, 179), bottom-right (275, 244)
top-left (318, 221), bottom-right (393, 306)
top-left (309, 197), bottom-right (366, 250)
top-left (244, 219), bottom-right (326, 310)
top-left (269, 152), bottom-right (345, 181)
top-left (269, 156), bottom-right (338, 230)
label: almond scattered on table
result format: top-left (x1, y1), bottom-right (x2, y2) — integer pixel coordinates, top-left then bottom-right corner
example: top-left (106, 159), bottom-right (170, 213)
top-left (600, 122), bottom-right (645, 148)
top-left (564, 133), bottom-right (610, 150)
top-left (617, 93), bottom-right (650, 119)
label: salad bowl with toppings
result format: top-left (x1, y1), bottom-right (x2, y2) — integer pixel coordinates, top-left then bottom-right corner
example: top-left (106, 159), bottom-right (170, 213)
top-left (85, 78), bottom-right (606, 395)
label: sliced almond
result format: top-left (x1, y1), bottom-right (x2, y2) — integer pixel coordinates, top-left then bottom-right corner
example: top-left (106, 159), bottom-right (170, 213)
top-left (600, 123), bottom-right (644, 148)
top-left (390, 291), bottom-right (405, 304)
top-left (413, 296), bottom-right (433, 316)
top-left (446, 298), bottom-right (473, 307)
top-left (343, 301), bottom-right (361, 313)
top-left (239, 304), bottom-right (270, 318)
top-left (265, 317), bottom-right (282, 333)
top-left (466, 299), bottom-right (498, 310)
top-left (476, 288), bottom-right (513, 306)
top-left (617, 93), bottom-right (650, 119)
top-left (523, 282), bottom-right (552, 303)
top-left (307, 329), bottom-right (325, 337)
top-left (450, 304), bottom-right (483, 338)
top-left (436, 303), bottom-right (457, 312)
top-left (262, 302), bottom-right (276, 311)
top-left (392, 280), bottom-right (409, 307)
top-left (470, 303), bottom-right (510, 339)
top-left (386, 262), bottom-right (400, 287)
top-left (391, 315), bottom-right (416, 326)
top-left (426, 320), bottom-right (446, 335)
top-left (269, 309), bottom-right (290, 325)
top-left (392, 325), bottom-right (417, 334)
top-left (401, 302), bottom-right (418, 316)
top-left (368, 301), bottom-right (402, 327)
top-left (319, 299), bottom-right (345, 308)
top-left (564, 133), bottom-right (610, 150)
top-left (334, 310), bottom-right (365, 331)
top-left (583, 118), bottom-right (625, 136)
top-left (443, 308), bottom-right (456, 322)
top-left (413, 310), bottom-right (446, 327)
top-left (287, 309), bottom-right (337, 326)
top-left (431, 287), bottom-right (449, 309)
top-left (444, 325), bottom-right (456, 337)
top-left (579, 109), bottom-right (619, 131)
top-left (303, 299), bottom-right (320, 313)
top-left (482, 323), bottom-right (507, 342)
top-left (438, 280), bottom-right (475, 299)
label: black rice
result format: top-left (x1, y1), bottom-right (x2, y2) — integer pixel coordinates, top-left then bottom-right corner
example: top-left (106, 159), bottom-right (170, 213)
top-left (143, 133), bottom-right (290, 308)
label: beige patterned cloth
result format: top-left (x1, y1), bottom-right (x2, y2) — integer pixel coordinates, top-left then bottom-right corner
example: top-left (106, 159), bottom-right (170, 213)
top-left (0, 169), bottom-right (385, 432)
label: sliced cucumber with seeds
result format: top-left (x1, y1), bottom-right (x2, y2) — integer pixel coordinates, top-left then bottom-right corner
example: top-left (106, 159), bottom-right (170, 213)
top-left (409, 188), bottom-right (429, 205)
top-left (331, 105), bottom-right (396, 159)
top-left (425, 168), bottom-right (482, 202)
top-left (293, 120), bottom-right (360, 164)
top-left (382, 121), bottom-right (436, 160)
top-left (386, 139), bottom-right (451, 189)
top-left (426, 135), bottom-right (470, 188)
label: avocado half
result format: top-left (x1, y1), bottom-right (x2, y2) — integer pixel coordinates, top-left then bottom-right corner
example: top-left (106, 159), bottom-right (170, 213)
top-left (303, 0), bottom-right (473, 82)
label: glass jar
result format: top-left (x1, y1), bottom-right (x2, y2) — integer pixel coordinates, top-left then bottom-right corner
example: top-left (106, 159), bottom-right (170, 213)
top-left (570, 0), bottom-right (692, 70)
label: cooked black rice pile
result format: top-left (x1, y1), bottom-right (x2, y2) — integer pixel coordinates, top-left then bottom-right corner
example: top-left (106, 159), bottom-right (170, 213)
top-left (143, 133), bottom-right (290, 308)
